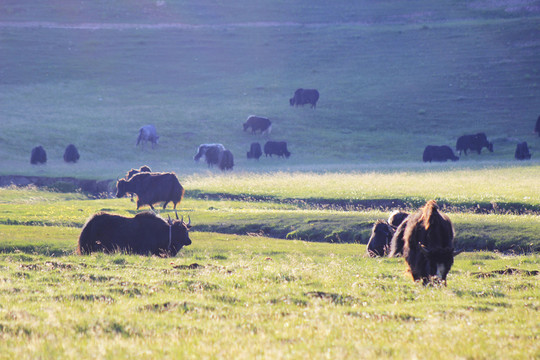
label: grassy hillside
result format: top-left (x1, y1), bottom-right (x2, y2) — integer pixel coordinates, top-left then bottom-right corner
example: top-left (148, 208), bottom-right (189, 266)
top-left (1, 1), bottom-right (539, 178)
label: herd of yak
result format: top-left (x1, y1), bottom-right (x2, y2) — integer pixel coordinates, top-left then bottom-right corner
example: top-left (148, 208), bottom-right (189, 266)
top-left (24, 92), bottom-right (539, 285)
top-left (77, 162), bottom-right (460, 285)
top-left (75, 162), bottom-right (459, 285)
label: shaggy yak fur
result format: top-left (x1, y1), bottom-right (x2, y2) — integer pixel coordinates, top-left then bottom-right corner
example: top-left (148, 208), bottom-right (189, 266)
top-left (77, 211), bottom-right (191, 256)
top-left (30, 146), bottom-right (47, 165)
top-left (390, 200), bottom-right (456, 285)
top-left (116, 172), bottom-right (184, 210)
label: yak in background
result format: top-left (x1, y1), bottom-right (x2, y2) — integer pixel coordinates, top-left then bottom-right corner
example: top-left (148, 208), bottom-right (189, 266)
top-left (30, 146), bottom-right (47, 165)
top-left (63, 144), bottom-right (80, 163)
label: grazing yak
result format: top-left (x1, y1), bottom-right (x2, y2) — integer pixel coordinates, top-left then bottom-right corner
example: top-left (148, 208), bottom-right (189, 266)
top-left (366, 220), bottom-right (395, 257)
top-left (193, 143), bottom-right (225, 163)
top-left (77, 211), bottom-right (192, 256)
top-left (391, 200), bottom-right (457, 285)
top-left (243, 116), bottom-right (272, 135)
top-left (219, 149), bottom-right (234, 171)
top-left (456, 133), bottom-right (493, 155)
top-left (264, 141), bottom-right (291, 158)
top-left (247, 142), bottom-right (262, 160)
top-left (515, 142), bottom-right (531, 160)
top-left (30, 146), bottom-right (47, 165)
top-left (63, 144), bottom-right (80, 163)
top-left (194, 144), bottom-right (233, 171)
top-left (136, 125), bottom-right (160, 150)
top-left (289, 88), bottom-right (319, 108)
top-left (535, 115), bottom-right (540, 136)
top-left (423, 145), bottom-right (459, 162)
top-left (116, 172), bottom-right (184, 210)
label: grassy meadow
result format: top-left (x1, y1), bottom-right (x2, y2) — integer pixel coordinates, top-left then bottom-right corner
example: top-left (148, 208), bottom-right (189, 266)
top-left (1, 1), bottom-right (539, 358)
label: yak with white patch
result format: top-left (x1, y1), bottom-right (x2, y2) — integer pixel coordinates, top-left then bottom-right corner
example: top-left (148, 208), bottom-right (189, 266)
top-left (390, 200), bottom-right (457, 285)
top-left (116, 172), bottom-right (184, 210)
top-left (136, 125), bottom-right (160, 150)
top-left (77, 211), bottom-right (191, 256)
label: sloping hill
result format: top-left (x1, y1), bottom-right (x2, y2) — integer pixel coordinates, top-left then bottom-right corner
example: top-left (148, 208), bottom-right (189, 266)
top-left (1, 1), bottom-right (539, 178)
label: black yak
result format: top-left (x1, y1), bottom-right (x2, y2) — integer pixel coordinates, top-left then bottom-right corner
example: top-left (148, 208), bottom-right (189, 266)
top-left (63, 144), bottom-right (80, 163)
top-left (77, 211), bottom-right (191, 256)
top-left (219, 149), bottom-right (234, 171)
top-left (193, 143), bottom-right (225, 163)
top-left (243, 116), bottom-right (272, 135)
top-left (366, 220), bottom-right (395, 257)
top-left (247, 142), bottom-right (262, 160)
top-left (264, 141), bottom-right (291, 158)
top-left (30, 146), bottom-right (47, 165)
top-left (116, 172), bottom-right (184, 210)
top-left (136, 125), bottom-right (159, 150)
top-left (289, 88), bottom-right (319, 108)
top-left (391, 200), bottom-right (456, 285)
top-left (534, 115), bottom-right (540, 136)
top-left (124, 165), bottom-right (152, 202)
top-left (423, 145), bottom-right (459, 162)
top-left (456, 133), bottom-right (493, 155)
top-left (515, 142), bottom-right (531, 160)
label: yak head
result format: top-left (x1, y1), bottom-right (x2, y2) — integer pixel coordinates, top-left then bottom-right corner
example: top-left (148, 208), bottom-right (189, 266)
top-left (487, 142), bottom-right (494, 152)
top-left (116, 179), bottom-right (128, 198)
top-left (167, 214), bottom-right (193, 254)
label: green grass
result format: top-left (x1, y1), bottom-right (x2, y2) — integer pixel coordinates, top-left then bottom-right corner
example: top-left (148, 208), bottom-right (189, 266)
top-left (0, 229), bottom-right (538, 359)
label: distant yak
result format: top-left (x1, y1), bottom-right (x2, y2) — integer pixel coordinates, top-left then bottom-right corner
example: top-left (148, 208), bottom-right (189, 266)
top-left (194, 143), bottom-right (233, 171)
top-left (63, 144), bottom-right (80, 163)
top-left (77, 211), bottom-right (192, 257)
top-left (243, 115), bottom-right (272, 135)
top-left (535, 115), bottom-right (540, 136)
top-left (30, 146), bottom-right (47, 165)
top-left (456, 133), bottom-right (493, 156)
top-left (124, 165), bottom-right (152, 202)
top-left (136, 124), bottom-right (159, 150)
top-left (515, 142), bottom-right (531, 160)
top-left (423, 145), bottom-right (459, 162)
top-left (289, 88), bottom-right (319, 108)
top-left (247, 142), bottom-right (262, 160)
top-left (116, 172), bottom-right (184, 210)
top-left (264, 141), bottom-right (291, 158)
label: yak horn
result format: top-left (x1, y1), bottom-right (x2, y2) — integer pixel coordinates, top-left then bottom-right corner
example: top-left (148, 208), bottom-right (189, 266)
top-left (187, 215), bottom-right (191, 227)
top-left (175, 209), bottom-right (179, 220)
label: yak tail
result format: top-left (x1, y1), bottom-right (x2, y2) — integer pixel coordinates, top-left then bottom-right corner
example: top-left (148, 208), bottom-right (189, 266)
top-left (420, 200), bottom-right (439, 230)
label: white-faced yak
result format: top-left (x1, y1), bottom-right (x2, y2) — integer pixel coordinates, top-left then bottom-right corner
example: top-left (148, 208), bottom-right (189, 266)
top-left (77, 211), bottom-right (191, 256)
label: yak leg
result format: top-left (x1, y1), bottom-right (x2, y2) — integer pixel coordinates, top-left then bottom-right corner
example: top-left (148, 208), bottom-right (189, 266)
top-left (162, 201), bottom-right (169, 209)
